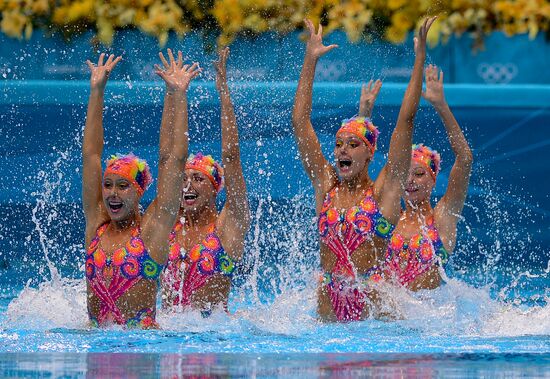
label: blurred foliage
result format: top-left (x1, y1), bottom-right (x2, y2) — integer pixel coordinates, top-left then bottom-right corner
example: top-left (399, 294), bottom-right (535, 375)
top-left (1, 0), bottom-right (549, 47)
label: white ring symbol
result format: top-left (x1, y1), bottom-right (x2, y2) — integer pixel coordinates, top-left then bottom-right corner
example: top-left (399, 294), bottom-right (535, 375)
top-left (477, 63), bottom-right (518, 84)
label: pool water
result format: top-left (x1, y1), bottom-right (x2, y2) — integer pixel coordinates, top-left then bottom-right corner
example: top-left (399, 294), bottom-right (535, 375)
top-left (0, 77), bottom-right (549, 376)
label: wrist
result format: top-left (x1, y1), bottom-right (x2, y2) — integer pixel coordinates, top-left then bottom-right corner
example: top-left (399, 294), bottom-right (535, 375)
top-left (415, 50), bottom-right (426, 60)
top-left (431, 98), bottom-right (447, 109)
top-left (304, 48), bottom-right (320, 62)
top-left (166, 87), bottom-right (188, 95)
top-left (90, 87), bottom-right (105, 96)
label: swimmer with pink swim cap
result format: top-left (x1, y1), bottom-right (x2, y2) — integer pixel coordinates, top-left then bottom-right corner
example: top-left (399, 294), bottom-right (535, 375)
top-left (161, 48), bottom-right (250, 315)
top-left (293, 17), bottom-right (437, 322)
top-left (381, 64), bottom-right (473, 291)
top-left (82, 49), bottom-right (200, 328)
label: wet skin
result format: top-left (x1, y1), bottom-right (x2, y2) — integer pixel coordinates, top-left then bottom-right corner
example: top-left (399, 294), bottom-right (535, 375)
top-left (162, 169), bottom-right (231, 312)
top-left (86, 173), bottom-right (161, 327)
top-left (316, 136), bottom-right (388, 321)
top-left (391, 161), bottom-right (442, 291)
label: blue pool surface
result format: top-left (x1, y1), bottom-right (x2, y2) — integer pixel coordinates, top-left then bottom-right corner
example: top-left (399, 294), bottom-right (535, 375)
top-left (0, 32), bottom-right (549, 376)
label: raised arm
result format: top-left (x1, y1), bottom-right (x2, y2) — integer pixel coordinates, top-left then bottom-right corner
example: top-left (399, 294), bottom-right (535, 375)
top-left (380, 18), bottom-right (436, 190)
top-left (215, 48), bottom-right (250, 260)
top-left (143, 51), bottom-right (201, 263)
top-left (156, 49), bottom-right (182, 162)
top-left (292, 19), bottom-right (338, 197)
top-left (424, 66), bottom-right (473, 226)
top-left (82, 54), bottom-right (121, 241)
top-left (358, 79), bottom-right (382, 119)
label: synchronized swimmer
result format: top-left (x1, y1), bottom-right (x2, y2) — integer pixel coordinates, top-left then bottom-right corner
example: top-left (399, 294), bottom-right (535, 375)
top-left (82, 17), bottom-right (472, 327)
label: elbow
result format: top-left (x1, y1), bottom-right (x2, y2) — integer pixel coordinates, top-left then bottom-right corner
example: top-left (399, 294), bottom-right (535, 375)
top-left (161, 153), bottom-right (186, 170)
top-left (459, 147), bottom-right (473, 166)
top-left (172, 145), bottom-right (189, 162)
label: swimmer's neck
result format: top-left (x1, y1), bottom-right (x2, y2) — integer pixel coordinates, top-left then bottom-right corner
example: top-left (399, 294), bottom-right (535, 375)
top-left (110, 212), bottom-right (140, 232)
top-left (338, 173), bottom-right (373, 194)
top-left (403, 200), bottom-right (433, 220)
top-left (180, 206), bottom-right (217, 229)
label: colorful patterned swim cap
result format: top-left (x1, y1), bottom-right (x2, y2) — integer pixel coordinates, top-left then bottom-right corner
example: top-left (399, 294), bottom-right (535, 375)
top-left (104, 153), bottom-right (153, 195)
top-left (336, 116), bottom-right (379, 155)
top-left (412, 144), bottom-right (441, 181)
top-left (185, 153), bottom-right (225, 193)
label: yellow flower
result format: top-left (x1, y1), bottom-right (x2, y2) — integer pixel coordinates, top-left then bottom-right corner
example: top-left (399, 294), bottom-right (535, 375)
top-left (118, 9), bottom-right (135, 26)
top-left (52, 6), bottom-right (69, 25)
top-left (391, 11), bottom-right (413, 30)
top-left (243, 14), bottom-right (268, 32)
top-left (97, 17), bottom-right (114, 45)
top-left (426, 17), bottom-right (441, 47)
top-left (1, 10), bottom-right (27, 38)
top-left (24, 21), bottom-right (32, 39)
top-left (67, 0), bottom-right (94, 23)
top-left (388, 0), bottom-right (407, 10)
top-left (385, 24), bottom-right (407, 43)
top-left (29, 0), bottom-right (50, 14)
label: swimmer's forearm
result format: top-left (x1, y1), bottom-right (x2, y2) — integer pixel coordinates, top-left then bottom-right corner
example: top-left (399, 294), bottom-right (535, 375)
top-left (159, 92), bottom-right (176, 161)
top-left (388, 51), bottom-right (425, 180)
top-left (399, 50), bottom-right (425, 124)
top-left (219, 83), bottom-right (240, 163)
top-left (83, 90), bottom-right (105, 157)
top-left (433, 101), bottom-right (472, 164)
top-left (171, 91), bottom-right (189, 160)
top-left (292, 54), bottom-right (316, 129)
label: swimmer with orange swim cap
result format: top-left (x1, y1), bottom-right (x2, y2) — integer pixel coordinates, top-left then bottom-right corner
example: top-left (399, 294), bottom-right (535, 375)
top-left (160, 48), bottom-right (250, 315)
top-left (381, 64), bottom-right (473, 290)
top-left (292, 17), bottom-right (437, 322)
top-left (83, 50), bottom-right (200, 328)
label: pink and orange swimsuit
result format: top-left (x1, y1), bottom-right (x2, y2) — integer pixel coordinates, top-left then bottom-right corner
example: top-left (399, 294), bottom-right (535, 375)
top-left (161, 221), bottom-right (235, 309)
top-left (318, 186), bottom-right (395, 322)
top-left (85, 223), bottom-right (163, 328)
top-left (383, 216), bottom-right (449, 288)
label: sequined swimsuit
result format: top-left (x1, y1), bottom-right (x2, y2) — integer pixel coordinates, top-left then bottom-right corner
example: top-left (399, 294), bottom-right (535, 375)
top-left (85, 223), bottom-right (163, 328)
top-left (383, 215), bottom-right (449, 288)
top-left (318, 186), bottom-right (395, 321)
top-left (161, 221), bottom-right (235, 308)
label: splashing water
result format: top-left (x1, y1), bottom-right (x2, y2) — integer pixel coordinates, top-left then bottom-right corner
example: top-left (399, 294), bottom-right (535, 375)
top-left (1, 41), bottom-right (549, 353)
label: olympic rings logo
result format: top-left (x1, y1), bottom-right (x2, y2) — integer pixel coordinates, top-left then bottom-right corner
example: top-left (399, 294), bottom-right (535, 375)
top-left (477, 63), bottom-right (518, 84)
top-left (315, 61), bottom-right (347, 81)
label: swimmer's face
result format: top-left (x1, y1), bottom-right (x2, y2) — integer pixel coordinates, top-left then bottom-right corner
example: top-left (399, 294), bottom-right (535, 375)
top-left (404, 161), bottom-right (435, 204)
top-left (334, 132), bottom-right (372, 180)
top-left (102, 173), bottom-right (140, 221)
top-left (180, 169), bottom-right (217, 213)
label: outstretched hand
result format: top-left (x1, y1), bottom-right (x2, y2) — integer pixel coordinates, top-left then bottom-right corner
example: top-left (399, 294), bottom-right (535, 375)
top-left (214, 47), bottom-right (229, 93)
top-left (155, 48), bottom-right (201, 94)
top-left (359, 79), bottom-right (382, 118)
top-left (86, 53), bottom-right (122, 92)
top-left (422, 65), bottom-right (445, 106)
top-left (304, 18), bottom-right (338, 59)
top-left (414, 16), bottom-right (437, 56)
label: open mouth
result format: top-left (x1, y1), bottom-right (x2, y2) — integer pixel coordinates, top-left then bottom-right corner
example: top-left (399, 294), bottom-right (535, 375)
top-left (338, 159), bottom-right (352, 171)
top-left (405, 187), bottom-right (418, 194)
top-left (108, 200), bottom-right (123, 213)
top-left (183, 193), bottom-right (198, 205)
